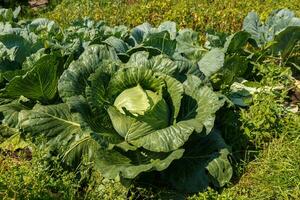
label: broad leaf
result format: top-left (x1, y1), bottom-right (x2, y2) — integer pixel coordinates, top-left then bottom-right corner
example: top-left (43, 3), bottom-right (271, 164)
top-left (19, 104), bottom-right (82, 143)
top-left (104, 36), bottom-right (129, 53)
top-left (94, 147), bottom-right (184, 179)
top-left (62, 134), bottom-right (99, 166)
top-left (162, 130), bottom-right (232, 193)
top-left (210, 55), bottom-right (249, 88)
top-left (198, 48), bottom-right (225, 78)
top-left (126, 120), bottom-right (194, 152)
top-left (271, 26), bottom-right (300, 59)
top-left (0, 96), bottom-right (31, 127)
top-left (164, 75), bottom-right (183, 122)
top-left (128, 31), bottom-right (176, 57)
top-left (6, 55), bottom-right (59, 102)
top-left (0, 34), bottom-right (38, 64)
top-left (175, 29), bottom-right (205, 61)
top-left (243, 9), bottom-right (300, 47)
top-left (224, 31), bottom-right (250, 53)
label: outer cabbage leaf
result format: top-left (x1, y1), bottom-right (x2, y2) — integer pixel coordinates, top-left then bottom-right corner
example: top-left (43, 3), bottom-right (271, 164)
top-left (198, 48), bottom-right (225, 78)
top-left (204, 30), bottom-right (228, 49)
top-left (0, 96), bottom-right (31, 127)
top-left (271, 26), bottom-right (300, 59)
top-left (125, 51), bottom-right (178, 76)
top-left (5, 55), bottom-right (59, 102)
top-left (129, 21), bottom-right (176, 44)
top-left (127, 31), bottom-right (176, 57)
top-left (175, 29), bottom-right (205, 61)
top-left (59, 53), bottom-right (126, 150)
top-left (210, 55), bottom-right (249, 89)
top-left (126, 120), bottom-right (194, 152)
top-left (94, 146), bottom-right (184, 179)
top-left (0, 34), bottom-right (34, 65)
top-left (178, 75), bottom-right (225, 134)
top-left (18, 103), bottom-right (103, 164)
top-left (223, 31), bottom-right (251, 53)
top-left (124, 51), bottom-right (202, 82)
top-left (28, 18), bottom-right (59, 35)
top-left (103, 36), bottom-right (129, 54)
top-left (85, 60), bottom-right (119, 111)
top-left (18, 103), bottom-right (104, 166)
top-left (19, 104), bottom-right (82, 140)
top-left (243, 9), bottom-right (300, 47)
top-left (62, 134), bottom-right (100, 166)
top-left (66, 96), bottom-right (123, 148)
top-left (162, 130), bottom-right (232, 193)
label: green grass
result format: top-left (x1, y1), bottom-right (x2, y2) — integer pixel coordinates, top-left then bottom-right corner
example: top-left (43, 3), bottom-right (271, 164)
top-left (44, 0), bottom-right (300, 32)
top-left (0, 147), bottom-right (78, 200)
top-left (234, 136), bottom-right (300, 199)
top-left (0, 146), bottom-right (128, 200)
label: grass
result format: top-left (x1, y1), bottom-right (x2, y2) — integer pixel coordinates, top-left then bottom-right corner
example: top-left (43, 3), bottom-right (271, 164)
top-left (0, 147), bottom-right (78, 200)
top-left (0, 145), bottom-right (128, 200)
top-left (233, 136), bottom-right (300, 199)
top-left (45, 0), bottom-right (300, 32)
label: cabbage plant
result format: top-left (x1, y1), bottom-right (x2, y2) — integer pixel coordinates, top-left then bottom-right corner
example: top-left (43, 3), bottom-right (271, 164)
top-left (50, 45), bottom-right (231, 192)
top-left (0, 6), bottom-right (264, 193)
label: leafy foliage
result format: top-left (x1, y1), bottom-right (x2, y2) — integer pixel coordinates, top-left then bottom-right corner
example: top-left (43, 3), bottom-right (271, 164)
top-left (0, 141), bottom-right (78, 200)
top-left (0, 6), bottom-right (299, 198)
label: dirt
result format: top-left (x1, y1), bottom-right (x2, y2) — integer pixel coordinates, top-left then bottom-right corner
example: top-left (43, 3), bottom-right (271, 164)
top-left (29, 0), bottom-right (48, 8)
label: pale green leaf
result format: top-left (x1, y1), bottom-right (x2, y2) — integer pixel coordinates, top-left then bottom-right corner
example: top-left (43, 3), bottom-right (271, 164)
top-left (198, 48), bottom-right (225, 78)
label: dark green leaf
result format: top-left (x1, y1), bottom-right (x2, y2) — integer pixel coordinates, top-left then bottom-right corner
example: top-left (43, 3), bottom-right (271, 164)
top-left (163, 130), bottom-right (232, 193)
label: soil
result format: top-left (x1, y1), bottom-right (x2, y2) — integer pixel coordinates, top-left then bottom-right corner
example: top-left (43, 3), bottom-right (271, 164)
top-left (29, 0), bottom-right (48, 8)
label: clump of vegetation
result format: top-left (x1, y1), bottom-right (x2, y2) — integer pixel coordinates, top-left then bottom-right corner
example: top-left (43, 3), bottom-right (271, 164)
top-left (45, 0), bottom-right (300, 32)
top-left (0, 146), bottom-right (78, 200)
top-left (240, 64), bottom-right (294, 146)
top-left (0, 146), bottom-right (128, 200)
